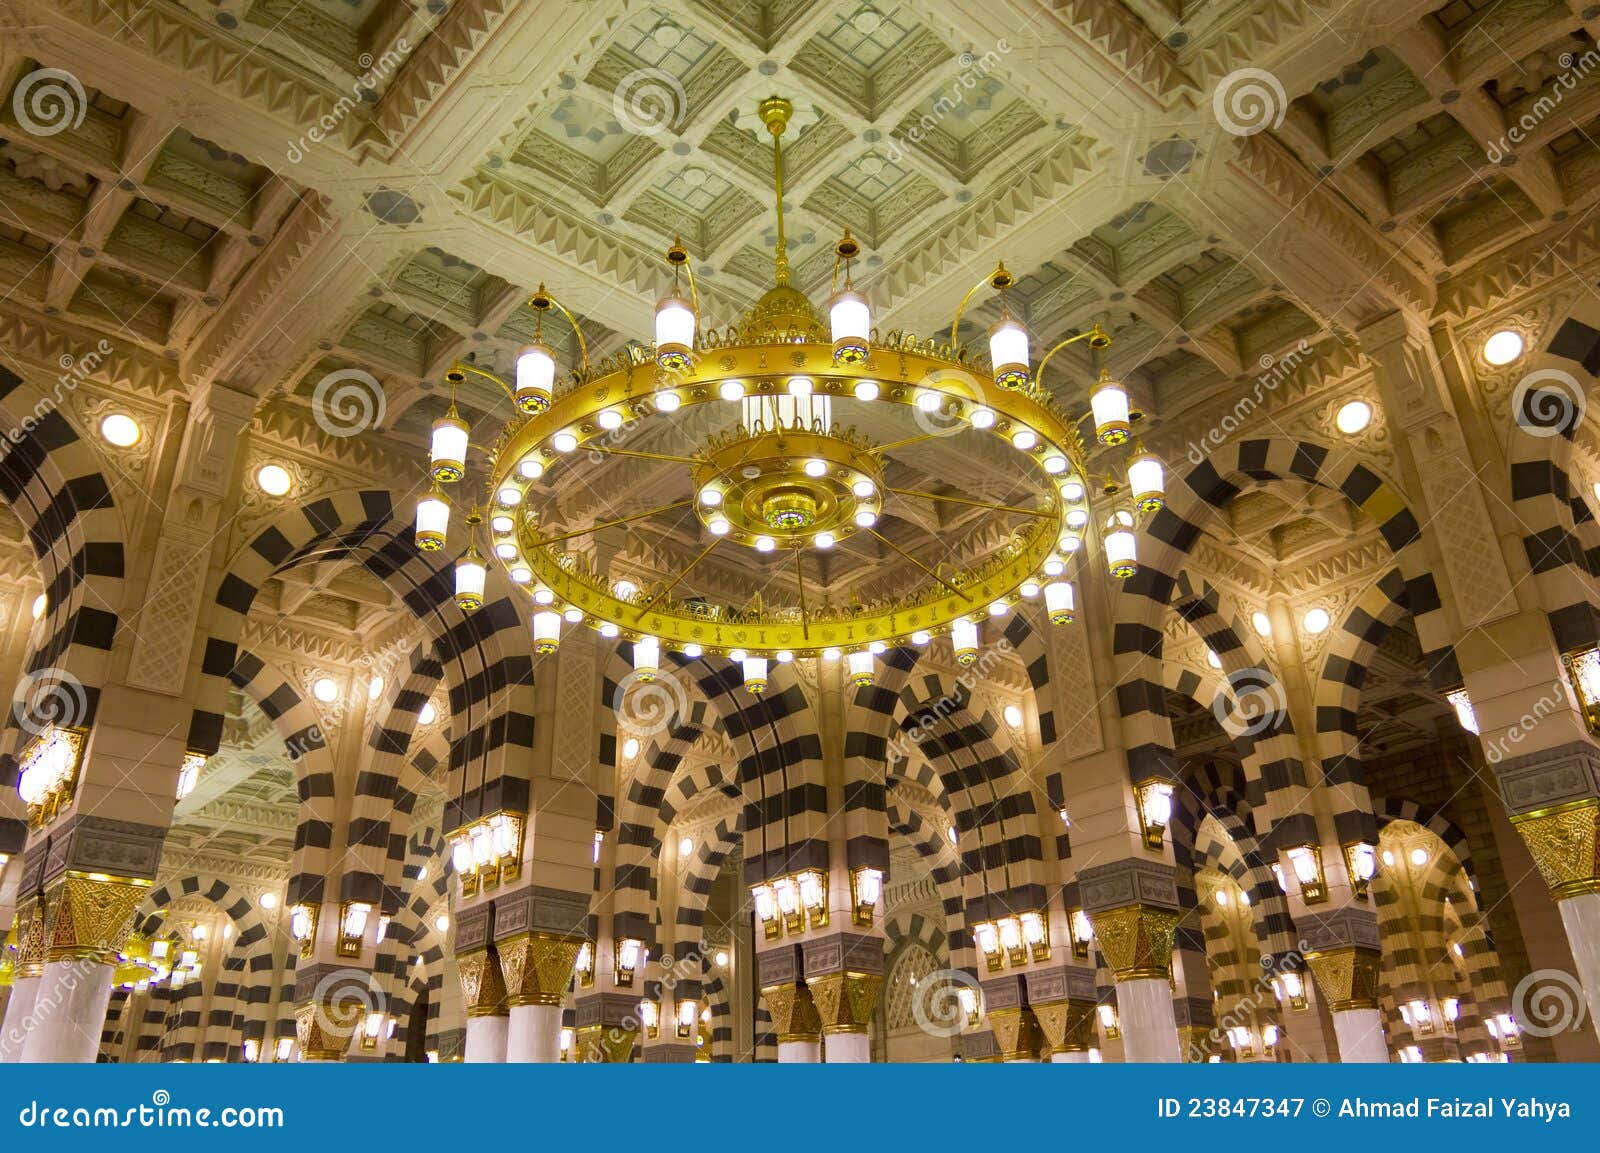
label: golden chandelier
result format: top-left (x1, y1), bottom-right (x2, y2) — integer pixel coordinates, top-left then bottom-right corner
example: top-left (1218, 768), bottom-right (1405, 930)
top-left (418, 97), bottom-right (1165, 694)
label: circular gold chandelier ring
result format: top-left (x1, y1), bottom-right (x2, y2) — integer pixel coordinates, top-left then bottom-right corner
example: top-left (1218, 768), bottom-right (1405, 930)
top-left (487, 341), bottom-right (1075, 658)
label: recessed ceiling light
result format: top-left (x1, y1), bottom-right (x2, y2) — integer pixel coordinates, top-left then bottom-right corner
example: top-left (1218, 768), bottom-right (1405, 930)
top-left (256, 464), bottom-right (292, 496)
top-left (419, 701), bottom-right (437, 725)
top-left (1302, 607), bottom-right (1331, 634)
top-left (1335, 400), bottom-right (1372, 434)
top-left (368, 677), bottom-right (383, 701)
top-left (99, 413), bottom-right (140, 447)
top-left (1003, 704), bottom-right (1023, 728)
top-left (1409, 847), bottom-right (1430, 867)
top-left (1252, 611), bottom-right (1272, 637)
top-left (1206, 649), bottom-right (1221, 669)
top-left (259, 892), bottom-right (278, 910)
top-left (1482, 329), bottom-right (1524, 366)
top-left (31, 593), bottom-right (46, 620)
top-left (312, 677), bottom-right (339, 703)
top-left (622, 737), bottom-right (639, 760)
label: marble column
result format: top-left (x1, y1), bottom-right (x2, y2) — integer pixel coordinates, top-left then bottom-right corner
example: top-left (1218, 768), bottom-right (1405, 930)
top-left (457, 946), bottom-right (509, 1063)
top-left (1084, 886), bottom-right (1183, 1063)
top-left (1509, 795), bottom-right (1600, 1042)
top-left (499, 931), bottom-right (582, 1063)
top-left (0, 975), bottom-right (39, 1061)
top-left (1304, 945), bottom-right (1389, 1062)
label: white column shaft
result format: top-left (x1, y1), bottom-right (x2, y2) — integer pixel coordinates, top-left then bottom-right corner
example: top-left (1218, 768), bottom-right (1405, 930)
top-left (18, 960), bottom-right (114, 1063)
top-left (506, 1003), bottom-right (563, 1062)
top-left (463, 1013), bottom-right (509, 1063)
top-left (824, 1031), bottom-right (869, 1062)
top-left (1049, 1050), bottom-right (1091, 1063)
top-left (0, 976), bottom-right (40, 1062)
top-left (1115, 977), bottom-right (1181, 1062)
top-left (777, 1038), bottom-right (820, 1062)
top-left (1331, 1008), bottom-right (1390, 1062)
top-left (1557, 893), bottom-right (1600, 1042)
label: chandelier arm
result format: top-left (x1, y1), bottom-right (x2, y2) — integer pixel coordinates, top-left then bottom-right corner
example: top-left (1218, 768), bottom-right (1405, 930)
top-left (1033, 324), bottom-right (1110, 393)
top-left (887, 487), bottom-right (1051, 518)
top-left (870, 432), bottom-right (948, 455)
top-left (451, 363), bottom-right (519, 406)
top-left (542, 292), bottom-right (591, 376)
top-left (948, 262), bottom-right (1011, 349)
top-left (639, 537), bottom-right (722, 614)
top-left (529, 499), bottom-right (693, 548)
top-left (862, 525), bottom-right (964, 597)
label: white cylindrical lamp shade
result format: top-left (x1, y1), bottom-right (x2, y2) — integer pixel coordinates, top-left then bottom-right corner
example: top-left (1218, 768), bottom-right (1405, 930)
top-left (415, 490), bottom-right (450, 551)
top-left (532, 611), bottom-right (561, 654)
top-left (951, 617), bottom-right (979, 666)
top-left (429, 413), bottom-right (469, 482)
top-left (633, 636), bottom-right (660, 682)
top-left (1044, 580), bottom-right (1075, 625)
top-left (1105, 528), bottom-right (1137, 578)
top-left (515, 343), bottom-right (556, 414)
top-left (829, 291), bottom-right (870, 364)
top-left (454, 553), bottom-right (486, 611)
top-left (655, 295), bottom-right (696, 370)
top-left (742, 657), bottom-right (769, 695)
top-left (1091, 380), bottom-right (1132, 446)
top-left (846, 650), bottom-right (874, 688)
top-left (989, 318), bottom-right (1029, 389)
top-left (1127, 454), bottom-right (1165, 512)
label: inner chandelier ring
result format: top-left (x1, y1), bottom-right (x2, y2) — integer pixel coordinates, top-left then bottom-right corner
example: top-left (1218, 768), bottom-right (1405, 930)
top-left (488, 347), bottom-right (1070, 659)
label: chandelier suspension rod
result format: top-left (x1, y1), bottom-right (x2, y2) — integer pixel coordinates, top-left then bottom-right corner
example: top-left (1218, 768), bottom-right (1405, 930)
top-left (530, 285), bottom-right (591, 375)
top-left (887, 487), bottom-right (1051, 518)
top-left (862, 525), bottom-right (963, 597)
top-left (529, 499), bottom-right (693, 548)
top-left (639, 537), bottom-right (722, 614)
top-left (448, 361), bottom-right (519, 406)
top-left (760, 96), bottom-right (793, 286)
top-left (793, 547), bottom-right (809, 639)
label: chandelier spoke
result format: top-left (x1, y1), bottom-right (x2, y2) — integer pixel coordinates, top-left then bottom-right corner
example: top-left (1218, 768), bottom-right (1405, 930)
top-left (861, 526), bottom-right (963, 597)
top-left (887, 487), bottom-right (1051, 518)
top-left (640, 537), bottom-right (722, 614)
top-left (583, 445), bottom-right (706, 466)
top-left (530, 499), bottom-right (693, 548)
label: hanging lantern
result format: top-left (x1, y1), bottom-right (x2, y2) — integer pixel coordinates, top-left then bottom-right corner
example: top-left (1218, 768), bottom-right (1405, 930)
top-left (1091, 377), bottom-right (1132, 446)
top-left (951, 617), bottom-right (979, 666)
top-left (847, 650), bottom-right (874, 688)
top-left (1104, 510), bottom-right (1137, 579)
top-left (415, 486), bottom-right (450, 552)
top-left (429, 406), bottom-right (469, 482)
top-left (1127, 452), bottom-right (1165, 512)
top-left (655, 294), bottom-right (696, 370)
top-left (514, 343), bottom-right (556, 414)
top-left (989, 317), bottom-right (1030, 389)
top-left (453, 546), bottom-right (486, 612)
top-left (633, 636), bottom-right (660, 682)
top-left (829, 290), bottom-right (870, 364)
top-left (742, 656), bottom-right (768, 695)
top-left (532, 611), bottom-right (561, 654)
top-left (1044, 580), bottom-right (1075, 625)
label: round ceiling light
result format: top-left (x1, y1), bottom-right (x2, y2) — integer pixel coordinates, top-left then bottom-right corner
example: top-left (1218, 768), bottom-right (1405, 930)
top-left (1252, 611), bottom-right (1272, 637)
top-left (256, 464), bottom-right (293, 496)
top-left (1482, 329), bottom-right (1524, 366)
top-left (312, 677), bottom-right (339, 703)
top-left (1302, 607), bottom-right (1331, 634)
top-left (1003, 704), bottom-right (1024, 728)
top-left (1334, 400), bottom-right (1372, 434)
top-left (99, 413), bottom-right (141, 447)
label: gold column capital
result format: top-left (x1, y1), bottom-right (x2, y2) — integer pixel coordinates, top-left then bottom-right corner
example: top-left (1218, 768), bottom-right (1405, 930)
top-left (575, 1023), bottom-right (637, 1063)
top-left (45, 873), bottom-right (150, 963)
top-left (1088, 902), bottom-right (1181, 982)
top-left (1510, 798), bottom-right (1600, 900)
top-left (16, 899), bottom-right (48, 978)
top-left (809, 971), bottom-right (883, 1035)
top-left (497, 932), bottom-right (582, 1007)
top-left (987, 1006), bottom-right (1045, 1061)
top-left (456, 947), bottom-right (508, 1017)
top-left (760, 981), bottom-right (822, 1042)
top-left (1032, 998), bottom-right (1098, 1053)
top-left (294, 998), bottom-right (360, 1061)
top-left (1303, 946), bottom-right (1381, 1012)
